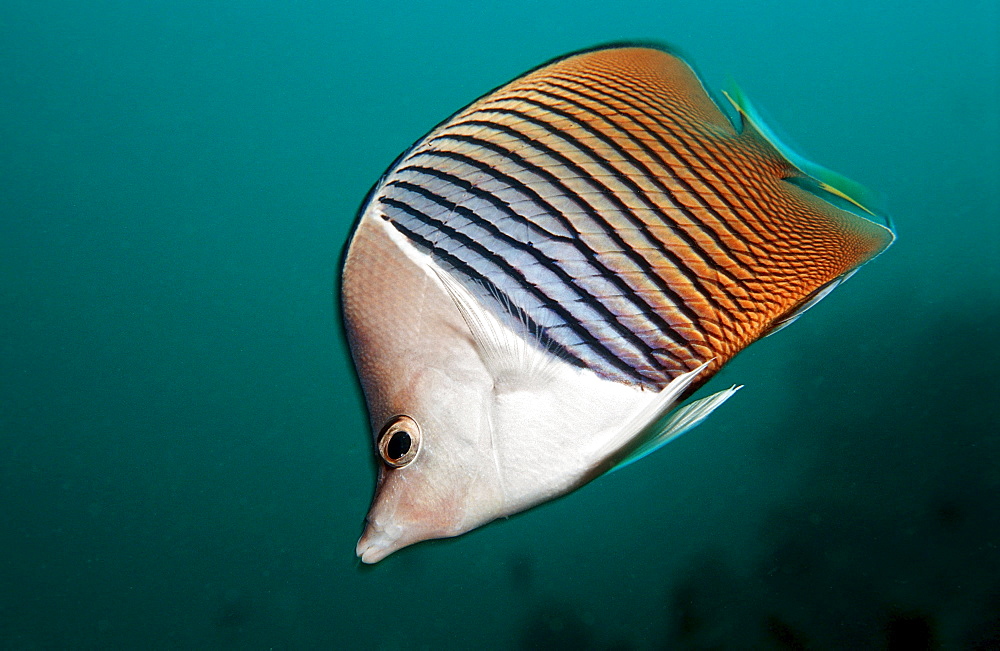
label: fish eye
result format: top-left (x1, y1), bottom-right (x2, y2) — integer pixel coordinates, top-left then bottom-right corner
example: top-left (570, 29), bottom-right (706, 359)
top-left (377, 415), bottom-right (421, 468)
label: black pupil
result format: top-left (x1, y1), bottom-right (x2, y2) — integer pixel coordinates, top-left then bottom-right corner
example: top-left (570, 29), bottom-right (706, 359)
top-left (386, 431), bottom-right (411, 460)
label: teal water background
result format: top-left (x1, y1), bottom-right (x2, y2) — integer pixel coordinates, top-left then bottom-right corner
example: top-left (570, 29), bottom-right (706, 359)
top-left (2, 1), bottom-right (998, 648)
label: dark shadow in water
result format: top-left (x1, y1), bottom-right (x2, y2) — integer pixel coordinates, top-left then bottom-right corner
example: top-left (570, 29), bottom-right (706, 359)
top-left (661, 554), bottom-right (759, 649)
top-left (765, 614), bottom-right (811, 650)
top-left (212, 590), bottom-right (253, 630)
top-left (519, 603), bottom-right (596, 650)
top-left (658, 299), bottom-right (1000, 648)
top-left (963, 591), bottom-right (1000, 650)
top-left (507, 551), bottom-right (536, 593)
top-left (210, 588), bottom-right (257, 648)
top-left (884, 609), bottom-right (936, 651)
top-left (517, 599), bottom-right (639, 650)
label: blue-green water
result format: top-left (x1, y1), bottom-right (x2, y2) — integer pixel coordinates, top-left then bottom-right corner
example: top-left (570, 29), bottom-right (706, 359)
top-left (2, 1), bottom-right (998, 648)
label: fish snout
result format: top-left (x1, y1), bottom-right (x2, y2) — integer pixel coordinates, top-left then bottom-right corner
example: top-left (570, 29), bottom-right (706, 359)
top-left (355, 518), bottom-right (408, 564)
top-left (356, 486), bottom-right (473, 563)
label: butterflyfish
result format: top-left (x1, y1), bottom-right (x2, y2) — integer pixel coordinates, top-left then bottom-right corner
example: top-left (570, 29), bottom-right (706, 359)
top-left (341, 44), bottom-right (894, 563)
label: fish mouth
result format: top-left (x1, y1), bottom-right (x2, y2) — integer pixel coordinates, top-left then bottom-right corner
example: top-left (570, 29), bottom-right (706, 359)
top-left (356, 514), bottom-right (464, 563)
top-left (356, 520), bottom-right (408, 564)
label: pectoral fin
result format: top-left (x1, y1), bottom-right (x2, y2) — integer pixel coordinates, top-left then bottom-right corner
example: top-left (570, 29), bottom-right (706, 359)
top-left (586, 361), bottom-right (740, 476)
top-left (607, 385), bottom-right (742, 474)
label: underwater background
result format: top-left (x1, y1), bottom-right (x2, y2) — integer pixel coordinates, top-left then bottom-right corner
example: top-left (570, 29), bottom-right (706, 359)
top-left (2, 0), bottom-right (998, 648)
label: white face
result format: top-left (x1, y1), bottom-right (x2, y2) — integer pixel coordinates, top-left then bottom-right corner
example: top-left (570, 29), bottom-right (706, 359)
top-left (343, 213), bottom-right (650, 563)
top-left (353, 358), bottom-right (505, 564)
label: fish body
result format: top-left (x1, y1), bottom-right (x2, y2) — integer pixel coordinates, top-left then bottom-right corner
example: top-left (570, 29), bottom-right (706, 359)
top-left (341, 45), bottom-right (894, 563)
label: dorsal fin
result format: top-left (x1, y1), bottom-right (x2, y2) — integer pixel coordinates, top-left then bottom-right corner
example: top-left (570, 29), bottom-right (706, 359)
top-left (722, 82), bottom-right (893, 231)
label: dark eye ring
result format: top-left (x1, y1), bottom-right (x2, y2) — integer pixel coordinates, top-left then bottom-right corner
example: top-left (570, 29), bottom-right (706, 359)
top-left (377, 415), bottom-right (421, 468)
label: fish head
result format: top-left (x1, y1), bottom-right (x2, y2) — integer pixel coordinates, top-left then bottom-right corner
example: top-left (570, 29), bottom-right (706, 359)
top-left (343, 213), bottom-right (649, 563)
top-left (353, 364), bottom-right (506, 564)
top-left (343, 214), bottom-right (510, 563)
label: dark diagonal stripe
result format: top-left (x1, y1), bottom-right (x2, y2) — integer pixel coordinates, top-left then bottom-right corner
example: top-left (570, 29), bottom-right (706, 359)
top-left (386, 163), bottom-right (689, 374)
top-left (439, 106), bottom-right (717, 328)
top-left (378, 195), bottom-right (659, 384)
top-left (441, 115), bottom-right (752, 313)
top-left (387, 176), bottom-right (667, 364)
top-left (395, 152), bottom-right (696, 364)
top-left (565, 69), bottom-right (788, 247)
top-left (557, 70), bottom-right (779, 235)
top-left (534, 77), bottom-right (764, 271)
top-left (375, 210), bottom-right (588, 369)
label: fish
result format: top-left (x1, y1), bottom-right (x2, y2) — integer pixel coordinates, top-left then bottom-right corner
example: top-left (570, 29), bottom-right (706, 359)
top-left (341, 44), bottom-right (894, 563)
